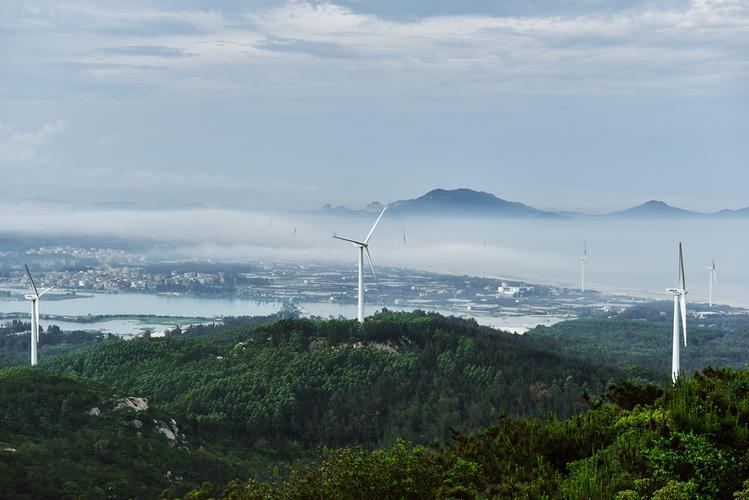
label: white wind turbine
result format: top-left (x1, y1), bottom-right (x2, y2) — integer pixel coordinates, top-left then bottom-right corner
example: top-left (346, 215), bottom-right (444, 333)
top-left (666, 243), bottom-right (688, 383)
top-left (332, 205), bottom-right (387, 323)
top-left (707, 259), bottom-right (717, 307)
top-left (580, 241), bottom-right (589, 292)
top-left (24, 265), bottom-right (54, 366)
top-left (401, 227), bottom-right (407, 272)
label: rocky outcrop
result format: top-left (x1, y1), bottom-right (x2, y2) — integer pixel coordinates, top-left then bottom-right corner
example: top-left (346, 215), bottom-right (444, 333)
top-left (114, 397), bottom-right (149, 412)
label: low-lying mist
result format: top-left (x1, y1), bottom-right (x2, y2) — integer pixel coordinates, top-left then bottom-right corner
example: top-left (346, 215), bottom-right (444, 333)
top-left (0, 203), bottom-right (746, 306)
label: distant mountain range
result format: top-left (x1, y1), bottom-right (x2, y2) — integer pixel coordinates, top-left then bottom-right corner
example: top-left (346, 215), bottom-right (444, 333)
top-left (322, 188), bottom-right (749, 219)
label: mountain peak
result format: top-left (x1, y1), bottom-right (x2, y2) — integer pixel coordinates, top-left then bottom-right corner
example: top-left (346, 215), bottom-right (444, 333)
top-left (641, 200), bottom-right (672, 208)
top-left (390, 188), bottom-right (559, 218)
top-left (610, 199), bottom-right (699, 218)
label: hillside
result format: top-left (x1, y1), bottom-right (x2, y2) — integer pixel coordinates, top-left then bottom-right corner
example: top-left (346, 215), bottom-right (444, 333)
top-left (527, 315), bottom-right (749, 382)
top-left (1, 311), bottom-right (621, 497)
top-left (0, 368), bottom-right (272, 499)
top-left (200, 367), bottom-right (749, 498)
top-left (49, 312), bottom-right (616, 447)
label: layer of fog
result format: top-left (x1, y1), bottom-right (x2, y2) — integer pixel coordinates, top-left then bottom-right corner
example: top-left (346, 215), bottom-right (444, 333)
top-left (0, 204), bottom-right (746, 307)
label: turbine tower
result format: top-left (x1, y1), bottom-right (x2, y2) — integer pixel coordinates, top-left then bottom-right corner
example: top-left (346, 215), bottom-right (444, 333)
top-left (707, 259), bottom-right (717, 307)
top-left (24, 265), bottom-right (54, 366)
top-left (666, 243), bottom-right (688, 383)
top-left (580, 241), bottom-right (589, 292)
top-left (332, 206), bottom-right (387, 323)
top-left (401, 227), bottom-right (407, 272)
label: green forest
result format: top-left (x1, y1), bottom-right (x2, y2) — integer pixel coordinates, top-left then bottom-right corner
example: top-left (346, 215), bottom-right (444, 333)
top-left (1, 310), bottom-right (749, 498)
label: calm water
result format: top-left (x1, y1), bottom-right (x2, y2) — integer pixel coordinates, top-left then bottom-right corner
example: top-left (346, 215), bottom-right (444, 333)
top-left (0, 292), bottom-right (282, 317)
top-left (0, 292), bottom-right (562, 334)
top-left (0, 292), bottom-right (283, 334)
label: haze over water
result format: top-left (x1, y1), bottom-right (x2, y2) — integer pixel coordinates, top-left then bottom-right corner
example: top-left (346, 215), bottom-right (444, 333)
top-left (0, 205), bottom-right (745, 307)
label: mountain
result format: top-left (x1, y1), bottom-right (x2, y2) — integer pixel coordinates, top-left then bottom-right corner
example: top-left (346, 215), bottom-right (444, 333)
top-left (322, 189), bottom-right (749, 220)
top-left (715, 206), bottom-right (749, 218)
top-left (323, 188), bottom-right (559, 218)
top-left (607, 200), bottom-right (703, 218)
top-left (388, 188), bottom-right (560, 218)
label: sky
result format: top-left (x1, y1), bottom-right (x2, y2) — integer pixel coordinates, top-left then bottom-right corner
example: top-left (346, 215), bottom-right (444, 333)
top-left (1, 0), bottom-right (747, 213)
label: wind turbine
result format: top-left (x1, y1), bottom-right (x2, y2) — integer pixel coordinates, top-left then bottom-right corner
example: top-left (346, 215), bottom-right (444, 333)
top-left (666, 243), bottom-right (688, 383)
top-left (707, 259), bottom-right (717, 307)
top-left (482, 240), bottom-right (487, 279)
top-left (580, 241), bottom-right (589, 292)
top-left (401, 228), bottom-right (407, 272)
top-left (24, 265), bottom-right (54, 366)
top-left (332, 205), bottom-right (387, 323)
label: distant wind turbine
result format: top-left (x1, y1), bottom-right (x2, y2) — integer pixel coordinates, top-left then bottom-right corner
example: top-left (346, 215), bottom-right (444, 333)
top-left (482, 240), bottom-right (487, 279)
top-left (707, 259), bottom-right (717, 307)
top-left (332, 205), bottom-right (387, 323)
top-left (580, 241), bottom-right (589, 292)
top-left (401, 228), bottom-right (407, 272)
top-left (24, 265), bottom-right (54, 366)
top-left (666, 243), bottom-right (688, 383)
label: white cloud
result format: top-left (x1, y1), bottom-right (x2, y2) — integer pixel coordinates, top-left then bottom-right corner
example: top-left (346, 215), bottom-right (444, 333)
top-left (0, 121), bottom-right (67, 168)
top-left (0, 0), bottom-right (746, 210)
top-left (3, 0), bottom-right (746, 101)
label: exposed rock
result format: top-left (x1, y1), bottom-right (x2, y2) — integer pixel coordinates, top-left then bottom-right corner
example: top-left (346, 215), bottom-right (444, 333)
top-left (88, 407), bottom-right (101, 416)
top-left (114, 397), bottom-right (149, 412)
top-left (332, 340), bottom-right (399, 353)
top-left (155, 418), bottom-right (186, 447)
top-left (165, 470), bottom-right (184, 483)
top-left (129, 419), bottom-right (143, 429)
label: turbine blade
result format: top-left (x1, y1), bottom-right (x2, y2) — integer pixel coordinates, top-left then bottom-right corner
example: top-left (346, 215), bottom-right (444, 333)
top-left (332, 235), bottom-right (366, 246)
top-left (680, 294), bottom-right (687, 346)
top-left (364, 247), bottom-right (379, 286)
top-left (24, 265), bottom-right (39, 297)
top-left (38, 286), bottom-right (56, 298)
top-left (713, 269), bottom-right (718, 286)
top-left (678, 242), bottom-right (686, 290)
top-left (364, 205), bottom-right (387, 244)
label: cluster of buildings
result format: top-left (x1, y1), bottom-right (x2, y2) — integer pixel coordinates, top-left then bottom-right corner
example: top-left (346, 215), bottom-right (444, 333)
top-left (22, 246), bottom-right (144, 267)
top-left (12, 267), bottom-right (226, 292)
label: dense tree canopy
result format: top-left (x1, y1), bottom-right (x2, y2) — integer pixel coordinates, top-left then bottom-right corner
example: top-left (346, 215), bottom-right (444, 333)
top-left (2, 311), bottom-right (749, 498)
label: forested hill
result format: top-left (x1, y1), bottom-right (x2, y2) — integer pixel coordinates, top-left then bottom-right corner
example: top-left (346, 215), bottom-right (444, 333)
top-left (48, 311), bottom-right (617, 447)
top-left (1, 311), bottom-right (620, 497)
top-left (527, 315), bottom-right (749, 381)
top-left (201, 367), bottom-right (749, 499)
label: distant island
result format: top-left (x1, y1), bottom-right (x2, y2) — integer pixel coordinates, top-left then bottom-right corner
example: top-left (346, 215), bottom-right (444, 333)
top-left (322, 188), bottom-right (749, 219)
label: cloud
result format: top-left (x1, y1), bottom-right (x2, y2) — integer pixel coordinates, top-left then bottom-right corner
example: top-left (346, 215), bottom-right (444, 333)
top-left (0, 121), bottom-right (67, 168)
top-left (5, 0), bottom-right (748, 98)
top-left (98, 45), bottom-right (197, 58)
top-left (0, 0), bottom-right (747, 212)
top-left (254, 37), bottom-right (360, 58)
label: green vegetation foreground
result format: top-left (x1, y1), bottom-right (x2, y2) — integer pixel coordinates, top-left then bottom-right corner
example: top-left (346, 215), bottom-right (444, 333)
top-left (184, 367), bottom-right (749, 499)
top-left (5, 311), bottom-right (749, 497)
